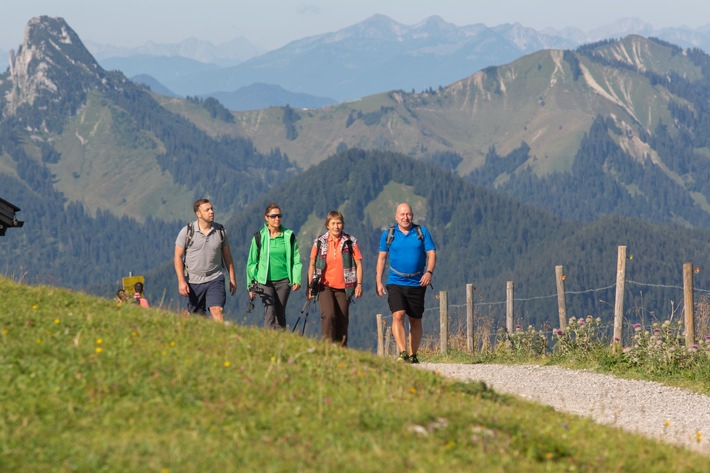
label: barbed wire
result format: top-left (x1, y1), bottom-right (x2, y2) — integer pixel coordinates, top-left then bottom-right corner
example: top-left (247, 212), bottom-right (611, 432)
top-left (627, 280), bottom-right (683, 291)
top-left (567, 283), bottom-right (618, 295)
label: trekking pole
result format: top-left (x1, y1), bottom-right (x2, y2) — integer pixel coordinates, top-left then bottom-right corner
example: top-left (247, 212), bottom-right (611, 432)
top-left (292, 298), bottom-right (311, 333)
top-left (300, 299), bottom-right (311, 336)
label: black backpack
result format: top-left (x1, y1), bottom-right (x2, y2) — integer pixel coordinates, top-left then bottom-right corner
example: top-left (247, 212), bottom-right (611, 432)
top-left (385, 224), bottom-right (424, 250)
top-left (183, 222), bottom-right (226, 274)
top-left (185, 222), bottom-right (225, 250)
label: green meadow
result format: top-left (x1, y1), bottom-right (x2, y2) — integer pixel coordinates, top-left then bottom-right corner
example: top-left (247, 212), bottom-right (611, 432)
top-left (1, 277), bottom-right (706, 472)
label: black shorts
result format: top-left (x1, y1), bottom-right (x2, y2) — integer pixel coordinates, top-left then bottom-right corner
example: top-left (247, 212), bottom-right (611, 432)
top-left (386, 284), bottom-right (427, 319)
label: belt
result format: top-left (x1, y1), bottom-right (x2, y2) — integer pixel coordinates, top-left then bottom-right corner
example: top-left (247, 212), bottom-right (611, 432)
top-left (389, 266), bottom-right (422, 278)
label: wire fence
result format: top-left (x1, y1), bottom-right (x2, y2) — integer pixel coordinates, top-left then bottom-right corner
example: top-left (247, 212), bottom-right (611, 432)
top-left (375, 252), bottom-right (710, 355)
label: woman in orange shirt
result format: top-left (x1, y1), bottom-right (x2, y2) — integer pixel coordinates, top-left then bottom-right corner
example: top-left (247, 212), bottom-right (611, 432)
top-left (307, 211), bottom-right (363, 346)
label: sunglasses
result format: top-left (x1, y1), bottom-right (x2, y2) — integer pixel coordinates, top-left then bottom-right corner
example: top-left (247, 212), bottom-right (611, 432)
top-left (267, 214), bottom-right (283, 218)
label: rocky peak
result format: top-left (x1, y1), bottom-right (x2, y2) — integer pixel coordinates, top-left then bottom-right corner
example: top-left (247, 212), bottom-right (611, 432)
top-left (2, 16), bottom-right (113, 127)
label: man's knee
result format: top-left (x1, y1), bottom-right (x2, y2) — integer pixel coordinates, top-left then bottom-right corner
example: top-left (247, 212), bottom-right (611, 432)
top-left (209, 306), bottom-right (224, 321)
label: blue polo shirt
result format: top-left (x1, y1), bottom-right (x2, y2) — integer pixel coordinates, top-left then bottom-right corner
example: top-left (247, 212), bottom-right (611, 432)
top-left (379, 225), bottom-right (436, 286)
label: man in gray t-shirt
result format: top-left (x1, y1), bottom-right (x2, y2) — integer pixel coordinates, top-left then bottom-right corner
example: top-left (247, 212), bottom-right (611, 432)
top-left (174, 199), bottom-right (236, 321)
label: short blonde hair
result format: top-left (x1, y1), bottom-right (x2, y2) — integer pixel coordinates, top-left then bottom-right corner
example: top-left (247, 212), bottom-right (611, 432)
top-left (324, 210), bottom-right (344, 229)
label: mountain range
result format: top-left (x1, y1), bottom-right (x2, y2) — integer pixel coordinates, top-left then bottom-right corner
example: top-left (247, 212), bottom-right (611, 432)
top-left (105, 16), bottom-right (710, 102)
top-left (2, 16), bottom-right (710, 349)
top-left (5, 15), bottom-right (710, 108)
top-left (162, 34), bottom-right (710, 230)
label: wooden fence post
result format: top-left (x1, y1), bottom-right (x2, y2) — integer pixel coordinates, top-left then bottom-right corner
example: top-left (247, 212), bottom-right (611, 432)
top-left (506, 281), bottom-right (514, 347)
top-left (385, 327), bottom-right (392, 356)
top-left (376, 313), bottom-right (384, 356)
top-left (439, 290), bottom-right (448, 354)
top-left (466, 283), bottom-right (475, 353)
top-left (555, 265), bottom-right (567, 330)
top-left (683, 262), bottom-right (695, 347)
top-left (612, 245), bottom-right (627, 348)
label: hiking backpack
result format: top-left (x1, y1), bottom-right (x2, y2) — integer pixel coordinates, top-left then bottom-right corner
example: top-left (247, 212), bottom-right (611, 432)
top-left (385, 224), bottom-right (424, 250)
top-left (185, 222), bottom-right (225, 250)
top-left (183, 222), bottom-right (226, 275)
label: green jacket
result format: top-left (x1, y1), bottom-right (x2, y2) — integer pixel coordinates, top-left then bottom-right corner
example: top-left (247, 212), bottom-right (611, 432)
top-left (246, 225), bottom-right (302, 287)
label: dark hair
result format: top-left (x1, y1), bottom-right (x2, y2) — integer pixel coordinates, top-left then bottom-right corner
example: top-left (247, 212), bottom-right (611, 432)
top-left (134, 282), bottom-right (144, 294)
top-left (264, 203), bottom-right (281, 217)
top-left (116, 289), bottom-right (125, 297)
top-left (324, 210), bottom-right (344, 229)
top-left (193, 198), bottom-right (210, 213)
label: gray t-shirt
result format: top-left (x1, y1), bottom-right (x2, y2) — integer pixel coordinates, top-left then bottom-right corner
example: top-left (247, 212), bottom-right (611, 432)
top-left (175, 221), bottom-right (228, 284)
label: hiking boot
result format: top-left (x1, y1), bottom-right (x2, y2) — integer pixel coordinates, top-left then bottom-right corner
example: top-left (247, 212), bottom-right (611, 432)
top-left (397, 352), bottom-right (410, 363)
top-left (409, 354), bottom-right (420, 364)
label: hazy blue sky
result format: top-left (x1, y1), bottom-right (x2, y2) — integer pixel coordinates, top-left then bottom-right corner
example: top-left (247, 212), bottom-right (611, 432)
top-left (2, 0), bottom-right (709, 51)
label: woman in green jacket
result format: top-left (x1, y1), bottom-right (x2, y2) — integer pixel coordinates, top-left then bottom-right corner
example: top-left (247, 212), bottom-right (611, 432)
top-left (246, 203), bottom-right (302, 329)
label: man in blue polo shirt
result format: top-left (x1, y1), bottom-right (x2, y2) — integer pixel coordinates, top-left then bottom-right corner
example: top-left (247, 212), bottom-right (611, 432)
top-left (375, 203), bottom-right (436, 364)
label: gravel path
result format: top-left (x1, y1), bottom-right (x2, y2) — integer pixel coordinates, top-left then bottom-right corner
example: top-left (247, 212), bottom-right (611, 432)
top-left (416, 363), bottom-right (710, 455)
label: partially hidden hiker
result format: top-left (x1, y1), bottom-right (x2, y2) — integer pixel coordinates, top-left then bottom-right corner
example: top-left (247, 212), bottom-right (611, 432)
top-left (174, 198), bottom-right (237, 321)
top-left (132, 281), bottom-right (150, 308)
top-left (114, 289), bottom-right (129, 304)
top-left (375, 202), bottom-right (436, 364)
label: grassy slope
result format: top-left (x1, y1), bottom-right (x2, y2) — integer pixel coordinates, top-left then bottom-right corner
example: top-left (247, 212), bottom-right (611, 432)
top-left (48, 90), bottom-right (193, 223)
top-left (1, 277), bottom-right (706, 472)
